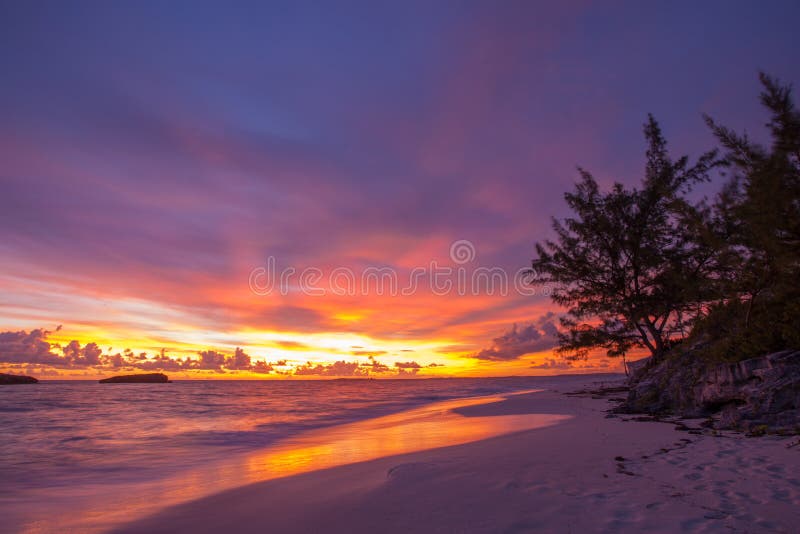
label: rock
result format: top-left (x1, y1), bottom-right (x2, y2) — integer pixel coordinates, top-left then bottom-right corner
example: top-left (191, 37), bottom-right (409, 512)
top-left (99, 373), bottom-right (170, 383)
top-left (696, 350), bottom-right (800, 432)
top-left (624, 356), bottom-right (651, 376)
top-left (621, 349), bottom-right (800, 433)
top-left (622, 349), bottom-right (706, 416)
top-left (0, 373), bottom-right (38, 384)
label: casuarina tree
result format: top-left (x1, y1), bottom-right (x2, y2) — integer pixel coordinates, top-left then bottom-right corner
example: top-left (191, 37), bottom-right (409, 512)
top-left (527, 116), bottom-right (719, 363)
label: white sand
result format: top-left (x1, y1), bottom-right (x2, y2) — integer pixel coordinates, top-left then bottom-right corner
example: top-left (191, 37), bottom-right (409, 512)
top-left (115, 378), bottom-right (800, 533)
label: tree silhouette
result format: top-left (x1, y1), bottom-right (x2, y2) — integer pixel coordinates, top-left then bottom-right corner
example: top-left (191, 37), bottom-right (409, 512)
top-left (527, 116), bottom-right (719, 362)
top-left (697, 73), bottom-right (800, 358)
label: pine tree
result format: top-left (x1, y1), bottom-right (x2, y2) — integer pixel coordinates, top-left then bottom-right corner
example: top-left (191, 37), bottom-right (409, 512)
top-left (699, 73), bottom-right (800, 358)
top-left (528, 116), bottom-right (718, 362)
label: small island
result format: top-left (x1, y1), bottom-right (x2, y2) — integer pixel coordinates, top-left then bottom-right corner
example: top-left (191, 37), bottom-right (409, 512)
top-left (0, 373), bottom-right (39, 384)
top-left (99, 373), bottom-right (171, 384)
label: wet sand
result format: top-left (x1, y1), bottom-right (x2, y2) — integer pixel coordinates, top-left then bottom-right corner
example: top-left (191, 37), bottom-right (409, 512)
top-left (115, 378), bottom-right (800, 533)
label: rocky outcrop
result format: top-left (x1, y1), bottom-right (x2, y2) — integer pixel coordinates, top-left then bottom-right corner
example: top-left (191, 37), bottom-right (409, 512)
top-left (697, 350), bottom-right (800, 431)
top-left (0, 373), bottom-right (38, 384)
top-left (99, 373), bottom-right (170, 383)
top-left (623, 349), bottom-right (704, 416)
top-left (622, 350), bottom-right (800, 433)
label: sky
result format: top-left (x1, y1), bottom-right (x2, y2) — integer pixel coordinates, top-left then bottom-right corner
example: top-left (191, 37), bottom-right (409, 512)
top-left (1, 0), bottom-right (799, 379)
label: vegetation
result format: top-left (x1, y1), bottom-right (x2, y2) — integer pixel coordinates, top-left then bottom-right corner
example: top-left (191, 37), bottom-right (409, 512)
top-left (529, 74), bottom-right (800, 365)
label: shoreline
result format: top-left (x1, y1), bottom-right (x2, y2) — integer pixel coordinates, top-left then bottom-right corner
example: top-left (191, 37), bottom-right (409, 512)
top-left (8, 379), bottom-right (582, 533)
top-left (115, 377), bottom-right (800, 533)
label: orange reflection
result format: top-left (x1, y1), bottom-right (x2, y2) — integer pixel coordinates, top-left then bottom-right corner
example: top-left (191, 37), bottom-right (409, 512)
top-left (242, 394), bottom-right (568, 479)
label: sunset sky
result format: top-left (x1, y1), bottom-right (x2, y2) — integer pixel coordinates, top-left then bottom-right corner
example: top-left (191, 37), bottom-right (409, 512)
top-left (1, 1), bottom-right (799, 378)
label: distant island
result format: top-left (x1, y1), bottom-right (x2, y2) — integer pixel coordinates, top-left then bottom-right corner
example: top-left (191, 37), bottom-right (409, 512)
top-left (0, 373), bottom-right (38, 384)
top-left (99, 373), bottom-right (171, 383)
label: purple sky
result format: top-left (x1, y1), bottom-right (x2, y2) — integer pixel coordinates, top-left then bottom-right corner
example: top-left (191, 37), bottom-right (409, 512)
top-left (1, 1), bottom-right (798, 377)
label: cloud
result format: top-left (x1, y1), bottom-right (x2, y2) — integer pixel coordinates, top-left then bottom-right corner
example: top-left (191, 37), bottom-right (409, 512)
top-left (529, 358), bottom-right (572, 370)
top-left (251, 360), bottom-right (274, 374)
top-left (1, 1), bottom-right (796, 378)
top-left (226, 347), bottom-right (252, 370)
top-left (61, 340), bottom-right (103, 366)
top-left (0, 328), bottom-right (65, 366)
top-left (0, 328), bottom-right (285, 375)
top-left (293, 360), bottom-right (368, 377)
top-left (0, 328), bottom-right (442, 378)
top-left (393, 360), bottom-right (440, 376)
top-left (291, 356), bottom-right (434, 377)
top-left (197, 350), bottom-right (227, 370)
top-left (364, 356), bottom-right (390, 373)
top-left (470, 313), bottom-right (559, 361)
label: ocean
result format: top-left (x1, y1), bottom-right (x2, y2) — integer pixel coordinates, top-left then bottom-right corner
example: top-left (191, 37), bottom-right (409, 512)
top-left (0, 376), bottom-right (613, 532)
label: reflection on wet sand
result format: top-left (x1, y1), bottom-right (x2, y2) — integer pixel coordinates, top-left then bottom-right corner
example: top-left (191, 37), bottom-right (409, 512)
top-left (241, 393), bottom-right (569, 480)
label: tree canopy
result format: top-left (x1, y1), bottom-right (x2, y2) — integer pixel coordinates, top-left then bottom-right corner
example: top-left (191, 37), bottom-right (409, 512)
top-left (529, 74), bottom-right (799, 364)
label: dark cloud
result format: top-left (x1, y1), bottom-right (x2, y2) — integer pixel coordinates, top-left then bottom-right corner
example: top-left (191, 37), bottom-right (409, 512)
top-left (393, 361), bottom-right (425, 376)
top-left (293, 360), bottom-right (368, 377)
top-left (470, 313), bottom-right (560, 361)
top-left (62, 340), bottom-right (103, 366)
top-left (364, 356), bottom-right (390, 373)
top-left (225, 348), bottom-right (252, 370)
top-left (133, 353), bottom-right (196, 372)
top-left (0, 328), bottom-right (65, 366)
top-left (530, 358), bottom-right (572, 370)
top-left (0, 328), bottom-right (439, 377)
top-left (0, 328), bottom-right (108, 367)
top-left (252, 360), bottom-right (274, 374)
top-left (197, 350), bottom-right (227, 370)
top-left (290, 356), bottom-right (432, 377)
top-left (0, 328), bottom-right (282, 375)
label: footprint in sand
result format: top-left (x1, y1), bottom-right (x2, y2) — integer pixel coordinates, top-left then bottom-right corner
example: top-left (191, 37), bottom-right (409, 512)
top-left (735, 458), bottom-right (750, 469)
top-left (733, 491), bottom-right (763, 505)
top-left (718, 499), bottom-right (737, 512)
top-left (386, 462), bottom-right (438, 481)
top-left (755, 519), bottom-right (780, 530)
top-left (679, 516), bottom-right (709, 530)
top-left (733, 512), bottom-right (755, 523)
top-left (772, 489), bottom-right (791, 502)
